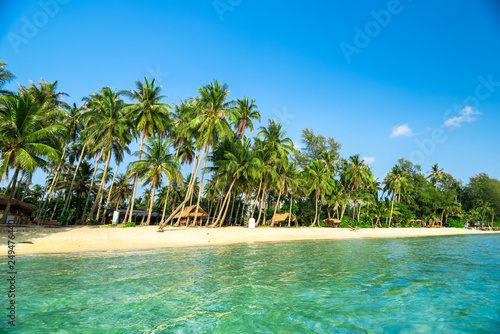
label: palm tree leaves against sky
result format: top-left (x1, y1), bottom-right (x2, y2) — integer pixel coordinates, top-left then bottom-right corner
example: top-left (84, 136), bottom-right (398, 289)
top-left (0, 60), bottom-right (15, 93)
top-left (122, 76), bottom-right (171, 223)
top-left (127, 136), bottom-right (181, 225)
top-left (427, 163), bottom-right (446, 190)
top-left (0, 92), bottom-right (62, 223)
top-left (231, 96), bottom-right (261, 139)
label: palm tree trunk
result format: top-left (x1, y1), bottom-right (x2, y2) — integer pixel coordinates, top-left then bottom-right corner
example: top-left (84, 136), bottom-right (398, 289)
top-left (228, 193), bottom-right (237, 225)
top-left (90, 150), bottom-right (112, 222)
top-left (210, 178), bottom-right (237, 227)
top-left (80, 151), bottom-right (101, 224)
top-left (389, 193), bottom-right (395, 228)
top-left (50, 191), bottom-right (63, 220)
top-left (176, 149), bottom-right (200, 227)
top-left (146, 178), bottom-right (156, 225)
top-left (251, 177), bottom-right (263, 218)
top-left (61, 144), bottom-right (86, 216)
top-left (37, 143), bottom-right (68, 220)
top-left (255, 186), bottom-right (267, 226)
top-left (100, 161), bottom-right (120, 224)
top-left (127, 131), bottom-right (146, 222)
top-left (160, 144), bottom-right (207, 229)
top-left (288, 194), bottom-right (293, 227)
top-left (311, 189), bottom-right (319, 227)
top-left (0, 166), bottom-right (21, 224)
top-left (192, 145), bottom-right (210, 226)
top-left (271, 187), bottom-right (283, 227)
top-left (234, 195), bottom-right (242, 225)
top-left (160, 185), bottom-right (171, 225)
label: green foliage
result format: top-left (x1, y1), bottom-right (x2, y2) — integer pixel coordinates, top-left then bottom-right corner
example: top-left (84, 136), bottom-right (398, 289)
top-left (446, 218), bottom-right (464, 228)
top-left (124, 221), bottom-right (136, 227)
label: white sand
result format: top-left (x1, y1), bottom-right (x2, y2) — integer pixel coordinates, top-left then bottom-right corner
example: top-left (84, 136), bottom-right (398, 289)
top-left (0, 225), bottom-right (497, 255)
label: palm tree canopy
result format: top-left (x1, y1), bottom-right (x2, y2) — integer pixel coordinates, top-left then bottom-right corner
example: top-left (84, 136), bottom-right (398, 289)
top-left (231, 96), bottom-right (261, 138)
top-left (0, 93), bottom-right (63, 177)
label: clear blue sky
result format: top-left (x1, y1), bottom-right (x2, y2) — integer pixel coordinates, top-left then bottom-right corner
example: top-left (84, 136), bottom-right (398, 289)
top-left (1, 0), bottom-right (499, 190)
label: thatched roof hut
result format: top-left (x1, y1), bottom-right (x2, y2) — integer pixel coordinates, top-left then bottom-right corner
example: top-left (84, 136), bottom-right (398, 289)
top-left (0, 194), bottom-right (37, 212)
top-left (268, 213), bottom-right (297, 225)
top-left (172, 205), bottom-right (208, 219)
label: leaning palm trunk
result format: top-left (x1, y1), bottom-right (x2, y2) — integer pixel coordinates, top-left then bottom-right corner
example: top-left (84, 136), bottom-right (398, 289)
top-left (62, 144), bottom-right (87, 216)
top-left (37, 143), bottom-right (68, 221)
top-left (255, 186), bottom-right (267, 226)
top-left (127, 132), bottom-right (146, 222)
top-left (145, 178), bottom-right (157, 225)
top-left (251, 177), bottom-right (263, 218)
top-left (0, 166), bottom-right (21, 224)
top-left (160, 185), bottom-right (171, 225)
top-left (288, 194), bottom-right (293, 227)
top-left (210, 178), bottom-right (237, 227)
top-left (50, 191), bottom-right (64, 220)
top-left (192, 148), bottom-right (210, 226)
top-left (100, 161), bottom-right (120, 224)
top-left (271, 186), bottom-right (283, 227)
top-left (89, 150), bottom-right (112, 222)
top-left (310, 189), bottom-right (320, 227)
top-left (79, 151), bottom-right (102, 224)
top-left (389, 193), bottom-right (395, 228)
top-left (176, 149), bottom-right (200, 227)
top-left (159, 144), bottom-right (207, 230)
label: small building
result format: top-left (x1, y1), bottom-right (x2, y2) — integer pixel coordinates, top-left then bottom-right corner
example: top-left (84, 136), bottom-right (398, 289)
top-left (268, 213), bottom-right (297, 226)
top-left (172, 205), bottom-right (209, 225)
top-left (0, 194), bottom-right (38, 224)
top-left (324, 218), bottom-right (341, 227)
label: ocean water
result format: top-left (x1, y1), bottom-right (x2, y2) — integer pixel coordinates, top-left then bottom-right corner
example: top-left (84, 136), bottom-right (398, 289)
top-left (4, 234), bottom-right (500, 333)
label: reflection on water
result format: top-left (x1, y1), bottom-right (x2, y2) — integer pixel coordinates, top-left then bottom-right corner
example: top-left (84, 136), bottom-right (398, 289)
top-left (8, 234), bottom-right (500, 333)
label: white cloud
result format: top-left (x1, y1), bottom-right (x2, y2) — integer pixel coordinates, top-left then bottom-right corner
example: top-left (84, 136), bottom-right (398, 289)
top-left (444, 107), bottom-right (482, 127)
top-left (390, 124), bottom-right (414, 138)
top-left (362, 156), bottom-right (375, 165)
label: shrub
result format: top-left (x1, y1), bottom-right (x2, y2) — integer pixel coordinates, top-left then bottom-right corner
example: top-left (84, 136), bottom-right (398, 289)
top-left (124, 221), bottom-right (136, 227)
top-left (446, 218), bottom-right (464, 228)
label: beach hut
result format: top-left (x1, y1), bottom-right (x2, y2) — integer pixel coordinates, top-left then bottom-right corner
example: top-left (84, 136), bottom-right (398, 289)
top-left (409, 219), bottom-right (423, 227)
top-left (268, 213), bottom-right (297, 226)
top-left (323, 218), bottom-right (341, 228)
top-left (0, 194), bottom-right (37, 224)
top-left (172, 205), bottom-right (209, 225)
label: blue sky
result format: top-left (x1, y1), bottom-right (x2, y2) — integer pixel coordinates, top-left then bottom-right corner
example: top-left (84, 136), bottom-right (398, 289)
top-left (1, 0), bottom-right (499, 190)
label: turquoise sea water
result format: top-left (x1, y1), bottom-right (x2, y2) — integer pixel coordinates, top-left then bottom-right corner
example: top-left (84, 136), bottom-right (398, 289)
top-left (3, 234), bottom-right (500, 333)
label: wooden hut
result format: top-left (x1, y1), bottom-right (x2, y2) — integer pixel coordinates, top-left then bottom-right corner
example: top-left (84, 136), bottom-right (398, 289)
top-left (268, 213), bottom-right (297, 226)
top-left (172, 205), bottom-right (209, 225)
top-left (324, 218), bottom-right (341, 228)
top-left (0, 194), bottom-right (37, 224)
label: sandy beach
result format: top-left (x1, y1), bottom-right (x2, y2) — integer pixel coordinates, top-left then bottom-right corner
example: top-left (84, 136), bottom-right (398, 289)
top-left (1, 225), bottom-right (497, 255)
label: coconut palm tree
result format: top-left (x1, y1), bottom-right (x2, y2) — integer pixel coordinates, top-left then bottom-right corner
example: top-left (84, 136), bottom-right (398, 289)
top-left (427, 163), bottom-right (446, 190)
top-left (161, 80), bottom-right (233, 229)
top-left (0, 92), bottom-right (62, 223)
top-left (127, 137), bottom-right (181, 225)
top-left (122, 77), bottom-right (171, 223)
top-left (305, 159), bottom-right (335, 226)
top-left (0, 60), bottom-right (15, 93)
top-left (231, 97), bottom-right (261, 138)
top-left (383, 165), bottom-right (410, 224)
top-left (80, 87), bottom-right (132, 223)
top-left (209, 138), bottom-right (260, 227)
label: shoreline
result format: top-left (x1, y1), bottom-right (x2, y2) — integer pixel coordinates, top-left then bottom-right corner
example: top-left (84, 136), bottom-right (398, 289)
top-left (1, 226), bottom-right (498, 256)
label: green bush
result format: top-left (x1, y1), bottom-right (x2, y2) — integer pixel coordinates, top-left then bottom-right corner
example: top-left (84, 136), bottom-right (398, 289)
top-left (446, 218), bottom-right (464, 228)
top-left (124, 221), bottom-right (136, 227)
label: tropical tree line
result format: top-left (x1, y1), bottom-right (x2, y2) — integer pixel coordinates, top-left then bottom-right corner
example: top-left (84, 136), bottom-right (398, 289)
top-left (0, 60), bottom-right (498, 229)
